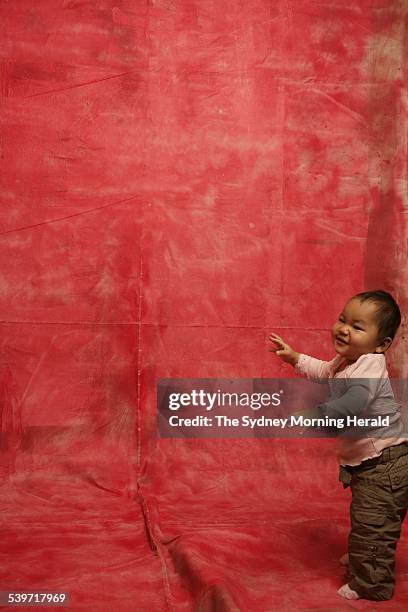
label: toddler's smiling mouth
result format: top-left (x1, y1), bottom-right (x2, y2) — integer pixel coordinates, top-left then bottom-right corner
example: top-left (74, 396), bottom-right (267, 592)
top-left (335, 336), bottom-right (349, 346)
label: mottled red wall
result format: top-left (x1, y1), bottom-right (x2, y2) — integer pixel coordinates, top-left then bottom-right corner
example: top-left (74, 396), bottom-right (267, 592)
top-left (0, 0), bottom-right (407, 474)
top-left (0, 2), bottom-right (407, 607)
top-left (1, 0), bottom-right (407, 471)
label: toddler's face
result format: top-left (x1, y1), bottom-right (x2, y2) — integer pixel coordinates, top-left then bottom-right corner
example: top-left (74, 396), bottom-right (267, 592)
top-left (331, 298), bottom-right (385, 362)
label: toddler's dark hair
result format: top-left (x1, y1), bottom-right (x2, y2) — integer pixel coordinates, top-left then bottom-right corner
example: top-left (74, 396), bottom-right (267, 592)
top-left (353, 289), bottom-right (401, 340)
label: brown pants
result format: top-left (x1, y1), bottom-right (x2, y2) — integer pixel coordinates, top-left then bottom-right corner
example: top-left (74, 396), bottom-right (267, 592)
top-left (339, 443), bottom-right (408, 601)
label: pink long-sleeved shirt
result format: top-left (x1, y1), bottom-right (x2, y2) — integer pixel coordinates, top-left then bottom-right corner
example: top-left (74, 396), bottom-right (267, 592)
top-left (295, 352), bottom-right (406, 466)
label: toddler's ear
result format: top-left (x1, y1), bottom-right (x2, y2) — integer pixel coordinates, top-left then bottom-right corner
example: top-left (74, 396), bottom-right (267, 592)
top-left (375, 336), bottom-right (393, 353)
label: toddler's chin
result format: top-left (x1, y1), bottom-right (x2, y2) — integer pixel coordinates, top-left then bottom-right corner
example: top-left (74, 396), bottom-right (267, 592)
top-left (333, 342), bottom-right (346, 354)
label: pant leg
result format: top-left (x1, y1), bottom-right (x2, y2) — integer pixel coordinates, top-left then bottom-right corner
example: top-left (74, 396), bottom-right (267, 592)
top-left (347, 453), bottom-right (408, 601)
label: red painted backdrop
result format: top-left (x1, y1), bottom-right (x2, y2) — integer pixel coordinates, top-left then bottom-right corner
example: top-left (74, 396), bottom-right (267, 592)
top-left (1, 1), bottom-right (407, 610)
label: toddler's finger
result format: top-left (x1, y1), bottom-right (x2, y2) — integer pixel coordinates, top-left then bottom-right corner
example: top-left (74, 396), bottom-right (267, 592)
top-left (268, 332), bottom-right (283, 341)
top-left (269, 336), bottom-right (284, 346)
top-left (272, 342), bottom-right (287, 353)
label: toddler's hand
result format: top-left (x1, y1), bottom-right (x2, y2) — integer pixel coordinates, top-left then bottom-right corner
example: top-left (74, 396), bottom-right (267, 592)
top-left (268, 333), bottom-right (300, 367)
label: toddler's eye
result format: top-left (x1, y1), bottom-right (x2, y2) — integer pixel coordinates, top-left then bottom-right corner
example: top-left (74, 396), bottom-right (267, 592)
top-left (353, 325), bottom-right (363, 331)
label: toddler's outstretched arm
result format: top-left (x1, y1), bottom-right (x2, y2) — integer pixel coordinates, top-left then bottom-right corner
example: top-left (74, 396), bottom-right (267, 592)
top-left (268, 333), bottom-right (300, 367)
top-left (268, 333), bottom-right (322, 427)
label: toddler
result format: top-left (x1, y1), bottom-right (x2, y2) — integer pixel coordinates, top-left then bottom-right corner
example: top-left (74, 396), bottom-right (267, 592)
top-left (269, 290), bottom-right (408, 601)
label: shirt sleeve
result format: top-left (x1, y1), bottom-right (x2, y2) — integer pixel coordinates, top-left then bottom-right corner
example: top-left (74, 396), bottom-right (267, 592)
top-left (319, 354), bottom-right (385, 420)
top-left (295, 353), bottom-right (337, 380)
top-left (319, 381), bottom-right (372, 419)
